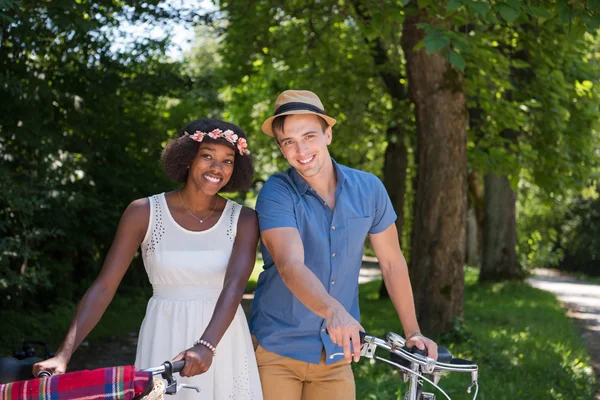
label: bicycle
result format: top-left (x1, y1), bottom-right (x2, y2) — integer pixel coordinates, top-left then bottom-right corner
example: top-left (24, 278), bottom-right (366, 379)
top-left (331, 331), bottom-right (479, 400)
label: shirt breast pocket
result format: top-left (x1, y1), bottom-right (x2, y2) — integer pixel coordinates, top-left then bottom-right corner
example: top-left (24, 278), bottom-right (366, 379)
top-left (347, 217), bottom-right (372, 256)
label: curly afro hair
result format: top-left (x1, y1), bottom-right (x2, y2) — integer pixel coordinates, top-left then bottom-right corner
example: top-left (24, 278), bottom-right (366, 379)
top-left (161, 118), bottom-right (253, 192)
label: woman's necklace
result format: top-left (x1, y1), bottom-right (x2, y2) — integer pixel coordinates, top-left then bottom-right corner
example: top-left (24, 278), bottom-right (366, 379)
top-left (178, 190), bottom-right (218, 224)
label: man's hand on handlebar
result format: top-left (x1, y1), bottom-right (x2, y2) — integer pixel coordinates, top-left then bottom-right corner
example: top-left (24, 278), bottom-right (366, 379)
top-left (325, 306), bottom-right (365, 363)
top-left (172, 344), bottom-right (213, 377)
top-left (405, 332), bottom-right (438, 360)
top-left (32, 354), bottom-right (68, 377)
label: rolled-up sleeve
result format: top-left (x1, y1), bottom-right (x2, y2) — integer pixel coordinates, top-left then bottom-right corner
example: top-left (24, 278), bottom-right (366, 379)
top-left (369, 177), bottom-right (397, 234)
top-left (256, 176), bottom-right (298, 232)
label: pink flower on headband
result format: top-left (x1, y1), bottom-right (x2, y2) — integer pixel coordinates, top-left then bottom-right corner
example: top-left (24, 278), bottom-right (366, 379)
top-left (184, 129), bottom-right (250, 156)
top-left (189, 131), bottom-right (204, 142)
top-left (208, 129), bottom-right (223, 140)
top-left (223, 129), bottom-right (238, 144)
top-left (237, 138), bottom-right (250, 155)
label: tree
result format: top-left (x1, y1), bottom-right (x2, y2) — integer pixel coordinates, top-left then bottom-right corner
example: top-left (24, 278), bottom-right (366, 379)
top-left (463, 13), bottom-right (600, 281)
top-left (401, 1), bottom-right (468, 333)
top-left (0, 0), bottom-right (211, 308)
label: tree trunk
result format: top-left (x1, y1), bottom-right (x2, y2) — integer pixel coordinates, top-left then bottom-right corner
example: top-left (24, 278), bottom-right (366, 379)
top-left (466, 171), bottom-right (485, 267)
top-left (348, 2), bottom-right (410, 300)
top-left (380, 126), bottom-right (408, 299)
top-left (466, 207), bottom-right (480, 267)
top-left (480, 131), bottom-right (521, 282)
top-left (402, 3), bottom-right (467, 334)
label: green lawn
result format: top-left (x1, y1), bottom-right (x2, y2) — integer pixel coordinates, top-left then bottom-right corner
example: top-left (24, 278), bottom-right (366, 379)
top-left (354, 268), bottom-right (596, 399)
top-left (2, 267), bottom-right (596, 400)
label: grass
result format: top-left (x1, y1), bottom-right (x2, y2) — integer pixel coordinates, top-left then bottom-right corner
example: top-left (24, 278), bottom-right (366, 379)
top-left (567, 271), bottom-right (600, 285)
top-left (2, 267), bottom-right (596, 400)
top-left (353, 267), bottom-right (597, 400)
top-left (0, 288), bottom-right (150, 357)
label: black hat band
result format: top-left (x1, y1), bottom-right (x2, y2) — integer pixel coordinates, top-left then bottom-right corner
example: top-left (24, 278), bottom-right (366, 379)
top-left (274, 102), bottom-right (325, 116)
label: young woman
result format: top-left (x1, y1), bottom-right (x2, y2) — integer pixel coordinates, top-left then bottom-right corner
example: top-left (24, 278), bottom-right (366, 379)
top-left (34, 118), bottom-right (263, 399)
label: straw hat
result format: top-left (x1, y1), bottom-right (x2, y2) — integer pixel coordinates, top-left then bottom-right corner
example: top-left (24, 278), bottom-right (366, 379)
top-left (261, 90), bottom-right (337, 137)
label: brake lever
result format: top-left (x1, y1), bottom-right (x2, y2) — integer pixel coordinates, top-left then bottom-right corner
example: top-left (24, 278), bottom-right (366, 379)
top-left (177, 383), bottom-right (201, 393)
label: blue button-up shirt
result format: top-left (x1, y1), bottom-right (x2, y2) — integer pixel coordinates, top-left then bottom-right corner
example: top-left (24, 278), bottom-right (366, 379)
top-left (250, 160), bottom-right (397, 364)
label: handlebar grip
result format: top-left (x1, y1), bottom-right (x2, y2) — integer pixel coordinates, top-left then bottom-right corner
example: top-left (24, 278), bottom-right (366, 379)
top-left (172, 360), bottom-right (185, 373)
top-left (409, 346), bottom-right (428, 357)
top-left (359, 331), bottom-right (367, 344)
top-left (0, 357), bottom-right (43, 384)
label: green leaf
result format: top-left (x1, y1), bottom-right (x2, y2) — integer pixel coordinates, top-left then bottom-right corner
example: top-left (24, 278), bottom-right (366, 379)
top-left (424, 32), bottom-right (451, 54)
top-left (418, 0), bottom-right (433, 9)
top-left (589, 0), bottom-right (600, 12)
top-left (451, 37), bottom-right (471, 53)
top-left (447, 0), bottom-right (464, 12)
top-left (527, 6), bottom-right (552, 19)
top-left (449, 49), bottom-right (466, 71)
top-left (569, 21), bottom-right (587, 39)
top-left (399, 0), bottom-right (411, 5)
top-left (557, 0), bottom-right (572, 24)
top-left (511, 59), bottom-right (530, 69)
top-left (413, 40), bottom-right (426, 52)
top-left (416, 22), bottom-right (432, 32)
top-left (470, 2), bottom-right (490, 16)
top-left (497, 4), bottom-right (520, 22)
top-left (582, 14), bottom-right (600, 31)
top-left (505, 0), bottom-right (521, 10)
top-left (482, 10), bottom-right (499, 23)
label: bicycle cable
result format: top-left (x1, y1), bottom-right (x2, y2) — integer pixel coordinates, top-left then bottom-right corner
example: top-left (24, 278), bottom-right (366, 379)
top-left (374, 356), bottom-right (453, 400)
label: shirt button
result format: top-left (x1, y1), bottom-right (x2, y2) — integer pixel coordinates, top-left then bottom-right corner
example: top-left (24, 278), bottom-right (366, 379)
top-left (331, 226), bottom-right (336, 230)
top-left (323, 201), bottom-right (327, 206)
top-left (331, 280), bottom-right (336, 285)
top-left (321, 328), bottom-right (326, 332)
top-left (332, 253), bottom-right (336, 257)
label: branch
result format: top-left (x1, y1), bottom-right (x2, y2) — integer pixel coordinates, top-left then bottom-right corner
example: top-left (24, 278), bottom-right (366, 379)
top-left (350, 0), bottom-right (406, 101)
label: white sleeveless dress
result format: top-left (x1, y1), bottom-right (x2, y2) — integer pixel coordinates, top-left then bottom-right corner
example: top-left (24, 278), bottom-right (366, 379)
top-left (135, 193), bottom-right (262, 400)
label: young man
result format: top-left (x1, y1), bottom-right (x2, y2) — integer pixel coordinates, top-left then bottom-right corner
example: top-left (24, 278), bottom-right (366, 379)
top-left (250, 90), bottom-right (437, 399)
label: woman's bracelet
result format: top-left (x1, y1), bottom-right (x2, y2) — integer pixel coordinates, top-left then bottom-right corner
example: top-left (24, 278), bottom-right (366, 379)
top-left (193, 338), bottom-right (216, 356)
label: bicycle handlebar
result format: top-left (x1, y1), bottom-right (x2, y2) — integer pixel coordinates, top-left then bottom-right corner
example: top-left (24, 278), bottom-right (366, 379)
top-left (361, 332), bottom-right (478, 374)
top-left (143, 360), bottom-right (185, 376)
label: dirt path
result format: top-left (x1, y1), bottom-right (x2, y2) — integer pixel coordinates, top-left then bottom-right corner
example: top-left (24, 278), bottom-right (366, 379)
top-left (528, 268), bottom-right (600, 399)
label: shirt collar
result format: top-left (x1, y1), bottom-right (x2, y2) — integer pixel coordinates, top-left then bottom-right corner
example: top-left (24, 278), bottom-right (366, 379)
top-left (289, 158), bottom-right (346, 195)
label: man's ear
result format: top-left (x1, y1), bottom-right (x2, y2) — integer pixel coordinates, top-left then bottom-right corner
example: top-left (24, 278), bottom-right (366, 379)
top-left (274, 134), bottom-right (285, 155)
top-left (325, 125), bottom-right (332, 145)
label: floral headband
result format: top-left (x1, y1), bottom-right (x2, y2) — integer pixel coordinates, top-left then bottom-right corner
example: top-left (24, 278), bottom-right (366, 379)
top-left (184, 128), bottom-right (250, 156)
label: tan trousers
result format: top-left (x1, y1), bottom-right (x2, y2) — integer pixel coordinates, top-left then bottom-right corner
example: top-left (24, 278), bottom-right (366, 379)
top-left (255, 345), bottom-right (355, 400)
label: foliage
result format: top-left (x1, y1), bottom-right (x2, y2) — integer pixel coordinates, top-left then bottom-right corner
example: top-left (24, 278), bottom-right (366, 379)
top-left (0, 286), bottom-right (151, 357)
top-left (214, 0), bottom-right (408, 178)
top-left (558, 181), bottom-right (600, 276)
top-left (354, 269), bottom-right (596, 399)
top-left (0, 0), bottom-right (220, 310)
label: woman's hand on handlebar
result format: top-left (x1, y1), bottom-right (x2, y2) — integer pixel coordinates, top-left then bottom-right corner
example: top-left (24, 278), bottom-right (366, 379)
top-left (172, 345), bottom-right (213, 377)
top-left (32, 354), bottom-right (68, 377)
top-left (405, 332), bottom-right (438, 361)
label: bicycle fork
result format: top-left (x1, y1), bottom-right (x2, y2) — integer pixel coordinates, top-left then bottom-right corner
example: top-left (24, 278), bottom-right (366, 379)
top-left (406, 362), bottom-right (421, 400)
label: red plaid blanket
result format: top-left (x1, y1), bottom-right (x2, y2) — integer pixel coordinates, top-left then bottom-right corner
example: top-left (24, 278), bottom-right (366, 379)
top-left (0, 366), bottom-right (153, 400)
